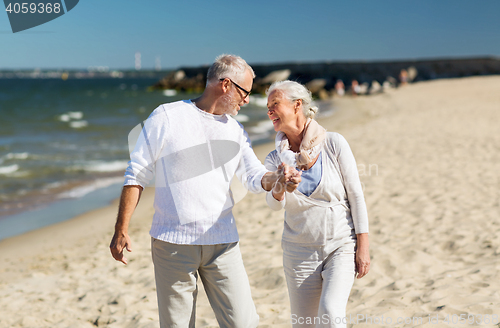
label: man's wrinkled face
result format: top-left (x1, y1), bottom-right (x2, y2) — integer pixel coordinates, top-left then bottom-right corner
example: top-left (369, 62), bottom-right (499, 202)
top-left (220, 69), bottom-right (253, 116)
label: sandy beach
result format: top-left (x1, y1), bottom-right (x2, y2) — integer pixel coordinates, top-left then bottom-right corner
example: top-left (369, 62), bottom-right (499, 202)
top-left (1, 76), bottom-right (499, 327)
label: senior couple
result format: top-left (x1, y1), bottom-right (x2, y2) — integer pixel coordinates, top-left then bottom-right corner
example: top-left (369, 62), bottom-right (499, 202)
top-left (110, 54), bottom-right (370, 328)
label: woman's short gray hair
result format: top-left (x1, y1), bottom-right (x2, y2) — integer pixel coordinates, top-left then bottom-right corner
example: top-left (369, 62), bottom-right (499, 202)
top-left (266, 80), bottom-right (319, 119)
top-left (206, 54), bottom-right (255, 86)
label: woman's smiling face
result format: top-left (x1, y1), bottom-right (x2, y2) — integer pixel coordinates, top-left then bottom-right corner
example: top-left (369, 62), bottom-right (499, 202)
top-left (267, 90), bottom-right (297, 133)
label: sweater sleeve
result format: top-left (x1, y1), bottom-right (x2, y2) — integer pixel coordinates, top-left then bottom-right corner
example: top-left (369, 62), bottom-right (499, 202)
top-left (264, 151), bottom-right (286, 210)
top-left (335, 133), bottom-right (369, 234)
top-left (234, 127), bottom-right (268, 194)
top-left (124, 106), bottom-right (168, 188)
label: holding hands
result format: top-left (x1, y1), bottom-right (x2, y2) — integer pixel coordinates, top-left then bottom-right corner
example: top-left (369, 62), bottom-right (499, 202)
top-left (272, 163), bottom-right (302, 201)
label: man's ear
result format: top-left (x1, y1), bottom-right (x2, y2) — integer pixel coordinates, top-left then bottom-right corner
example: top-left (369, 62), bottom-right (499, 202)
top-left (220, 78), bottom-right (230, 93)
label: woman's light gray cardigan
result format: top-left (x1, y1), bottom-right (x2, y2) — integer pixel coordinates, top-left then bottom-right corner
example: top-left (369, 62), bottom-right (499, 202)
top-left (265, 132), bottom-right (369, 246)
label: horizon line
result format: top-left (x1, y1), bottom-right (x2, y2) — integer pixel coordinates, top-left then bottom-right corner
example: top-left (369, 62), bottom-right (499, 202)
top-left (2, 55), bottom-right (499, 71)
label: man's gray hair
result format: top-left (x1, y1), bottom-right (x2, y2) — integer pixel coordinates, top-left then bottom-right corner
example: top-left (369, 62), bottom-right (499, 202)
top-left (266, 80), bottom-right (319, 119)
top-left (206, 54), bottom-right (255, 86)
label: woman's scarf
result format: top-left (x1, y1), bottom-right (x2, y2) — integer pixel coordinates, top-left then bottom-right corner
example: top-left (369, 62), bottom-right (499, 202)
top-left (275, 118), bottom-right (326, 168)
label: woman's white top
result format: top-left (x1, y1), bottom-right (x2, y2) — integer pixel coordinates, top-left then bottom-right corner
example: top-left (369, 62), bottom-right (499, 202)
top-left (265, 132), bottom-right (369, 246)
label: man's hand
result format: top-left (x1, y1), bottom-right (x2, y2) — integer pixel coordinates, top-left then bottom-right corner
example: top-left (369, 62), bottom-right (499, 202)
top-left (110, 231), bottom-right (132, 265)
top-left (109, 185), bottom-right (142, 265)
top-left (271, 164), bottom-right (302, 200)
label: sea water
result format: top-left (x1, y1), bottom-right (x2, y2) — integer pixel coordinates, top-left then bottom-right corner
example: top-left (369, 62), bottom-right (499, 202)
top-left (0, 77), bottom-right (278, 240)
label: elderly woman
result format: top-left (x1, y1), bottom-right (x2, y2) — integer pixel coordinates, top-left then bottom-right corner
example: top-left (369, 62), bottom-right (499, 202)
top-left (264, 81), bottom-right (370, 328)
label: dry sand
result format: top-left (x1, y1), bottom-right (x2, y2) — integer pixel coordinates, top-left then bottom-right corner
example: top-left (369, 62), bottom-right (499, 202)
top-left (1, 76), bottom-right (499, 327)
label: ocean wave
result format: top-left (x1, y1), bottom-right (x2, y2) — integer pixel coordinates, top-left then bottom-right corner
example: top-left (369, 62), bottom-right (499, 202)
top-left (43, 181), bottom-right (67, 190)
top-left (247, 120), bottom-right (275, 144)
top-left (69, 120), bottom-right (88, 129)
top-left (81, 160), bottom-right (129, 172)
top-left (7, 170), bottom-right (30, 178)
top-left (249, 95), bottom-right (268, 107)
top-left (58, 111), bottom-right (84, 122)
top-left (247, 120), bottom-right (274, 134)
top-left (234, 114), bottom-right (249, 122)
top-left (163, 89), bottom-right (177, 97)
top-left (58, 111), bottom-right (88, 129)
top-left (49, 142), bottom-right (79, 150)
top-left (5, 152), bottom-right (29, 160)
top-left (58, 177), bottom-right (124, 199)
top-left (0, 164), bottom-right (19, 175)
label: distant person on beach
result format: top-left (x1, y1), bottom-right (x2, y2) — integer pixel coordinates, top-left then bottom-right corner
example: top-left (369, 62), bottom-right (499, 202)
top-left (334, 79), bottom-right (345, 97)
top-left (399, 69), bottom-right (408, 86)
top-left (109, 54), bottom-right (300, 328)
top-left (265, 80), bottom-right (370, 328)
top-left (350, 79), bottom-right (361, 96)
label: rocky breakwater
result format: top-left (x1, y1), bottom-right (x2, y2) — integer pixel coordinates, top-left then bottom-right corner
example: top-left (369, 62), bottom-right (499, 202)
top-left (151, 57), bottom-right (500, 98)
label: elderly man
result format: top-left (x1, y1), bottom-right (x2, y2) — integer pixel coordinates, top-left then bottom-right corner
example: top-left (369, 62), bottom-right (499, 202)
top-left (110, 54), bottom-right (300, 328)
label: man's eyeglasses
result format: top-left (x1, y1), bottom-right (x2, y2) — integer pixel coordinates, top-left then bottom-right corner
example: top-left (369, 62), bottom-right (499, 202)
top-left (220, 78), bottom-right (251, 98)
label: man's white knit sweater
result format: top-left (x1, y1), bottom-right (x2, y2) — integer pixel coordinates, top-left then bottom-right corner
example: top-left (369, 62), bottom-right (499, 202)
top-left (124, 100), bottom-right (267, 245)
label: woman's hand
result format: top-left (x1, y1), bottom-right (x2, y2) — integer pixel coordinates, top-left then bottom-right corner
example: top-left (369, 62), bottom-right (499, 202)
top-left (272, 164), bottom-right (302, 200)
top-left (285, 168), bottom-right (301, 193)
top-left (355, 233), bottom-right (370, 279)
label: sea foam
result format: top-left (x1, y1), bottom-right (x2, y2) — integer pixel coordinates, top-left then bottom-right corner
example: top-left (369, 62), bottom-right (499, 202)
top-left (0, 164), bottom-right (19, 175)
top-left (5, 152), bottom-right (29, 160)
top-left (249, 95), bottom-right (268, 107)
top-left (58, 111), bottom-right (83, 122)
top-left (69, 120), bottom-right (88, 129)
top-left (58, 177), bottom-right (124, 199)
top-left (82, 160), bottom-right (129, 172)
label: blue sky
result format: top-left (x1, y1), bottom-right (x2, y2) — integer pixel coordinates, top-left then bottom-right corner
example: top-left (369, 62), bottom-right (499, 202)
top-left (1, 0), bottom-right (499, 69)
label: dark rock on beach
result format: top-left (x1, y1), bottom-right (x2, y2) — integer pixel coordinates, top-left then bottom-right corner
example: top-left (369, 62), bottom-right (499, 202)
top-left (151, 57), bottom-right (500, 97)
